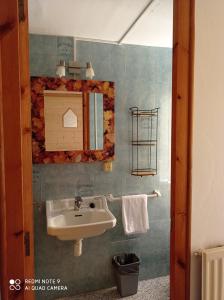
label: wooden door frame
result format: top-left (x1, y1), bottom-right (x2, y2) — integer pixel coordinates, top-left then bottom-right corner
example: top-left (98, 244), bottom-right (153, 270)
top-left (171, 0), bottom-right (195, 299)
top-left (0, 0), bottom-right (194, 299)
top-left (0, 0), bottom-right (34, 299)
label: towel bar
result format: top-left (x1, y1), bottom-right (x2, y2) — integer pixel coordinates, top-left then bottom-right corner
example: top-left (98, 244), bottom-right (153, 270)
top-left (106, 190), bottom-right (161, 202)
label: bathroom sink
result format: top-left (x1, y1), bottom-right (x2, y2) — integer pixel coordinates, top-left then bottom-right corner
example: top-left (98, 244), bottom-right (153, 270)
top-left (46, 196), bottom-right (116, 241)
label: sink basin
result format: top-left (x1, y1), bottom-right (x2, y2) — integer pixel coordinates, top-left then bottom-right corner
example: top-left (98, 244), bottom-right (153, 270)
top-left (46, 196), bottom-right (116, 241)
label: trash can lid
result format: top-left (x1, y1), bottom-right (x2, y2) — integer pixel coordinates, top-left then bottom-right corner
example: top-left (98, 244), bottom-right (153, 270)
top-left (112, 253), bottom-right (140, 266)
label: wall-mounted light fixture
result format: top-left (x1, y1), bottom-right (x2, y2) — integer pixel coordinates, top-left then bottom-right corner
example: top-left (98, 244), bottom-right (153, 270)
top-left (56, 60), bottom-right (66, 78)
top-left (85, 62), bottom-right (95, 80)
top-left (56, 60), bottom-right (95, 79)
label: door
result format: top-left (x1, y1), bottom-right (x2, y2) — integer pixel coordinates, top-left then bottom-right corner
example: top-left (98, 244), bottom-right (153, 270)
top-left (0, 0), bottom-right (34, 299)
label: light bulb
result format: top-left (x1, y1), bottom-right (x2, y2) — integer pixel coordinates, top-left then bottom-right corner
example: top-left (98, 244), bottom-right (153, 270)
top-left (86, 62), bottom-right (95, 80)
top-left (56, 60), bottom-right (66, 78)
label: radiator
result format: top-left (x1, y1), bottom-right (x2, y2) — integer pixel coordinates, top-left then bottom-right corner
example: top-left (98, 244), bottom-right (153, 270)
top-left (202, 246), bottom-right (224, 300)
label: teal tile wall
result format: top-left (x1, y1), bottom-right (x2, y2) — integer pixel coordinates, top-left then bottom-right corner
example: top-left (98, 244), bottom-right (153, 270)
top-left (30, 35), bottom-right (172, 300)
top-left (29, 35), bottom-right (73, 77)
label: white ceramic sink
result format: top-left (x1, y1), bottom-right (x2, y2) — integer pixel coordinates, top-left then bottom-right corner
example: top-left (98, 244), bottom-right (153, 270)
top-left (46, 196), bottom-right (116, 253)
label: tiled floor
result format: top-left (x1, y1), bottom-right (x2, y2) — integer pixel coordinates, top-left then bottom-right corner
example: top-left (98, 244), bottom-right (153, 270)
top-left (57, 276), bottom-right (169, 300)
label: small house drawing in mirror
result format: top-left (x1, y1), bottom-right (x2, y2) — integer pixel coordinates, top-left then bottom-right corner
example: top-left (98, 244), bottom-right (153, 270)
top-left (63, 108), bottom-right (77, 128)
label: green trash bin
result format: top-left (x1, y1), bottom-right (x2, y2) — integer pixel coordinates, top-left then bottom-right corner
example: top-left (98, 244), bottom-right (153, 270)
top-left (112, 253), bottom-right (140, 297)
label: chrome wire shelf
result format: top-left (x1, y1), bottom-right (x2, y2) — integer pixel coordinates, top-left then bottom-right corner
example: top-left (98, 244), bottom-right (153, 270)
top-left (132, 140), bottom-right (157, 146)
top-left (130, 107), bottom-right (159, 177)
top-left (131, 168), bottom-right (157, 176)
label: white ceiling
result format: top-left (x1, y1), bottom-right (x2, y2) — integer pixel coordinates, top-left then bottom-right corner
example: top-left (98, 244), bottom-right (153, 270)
top-left (28, 0), bottom-right (173, 47)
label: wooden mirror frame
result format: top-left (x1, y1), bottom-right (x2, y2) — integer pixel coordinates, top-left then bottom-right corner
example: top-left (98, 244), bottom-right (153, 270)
top-left (31, 77), bottom-right (115, 163)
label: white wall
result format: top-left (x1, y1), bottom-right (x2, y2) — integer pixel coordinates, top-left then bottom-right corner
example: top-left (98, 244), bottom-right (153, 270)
top-left (28, 0), bottom-right (173, 47)
top-left (191, 0), bottom-right (224, 299)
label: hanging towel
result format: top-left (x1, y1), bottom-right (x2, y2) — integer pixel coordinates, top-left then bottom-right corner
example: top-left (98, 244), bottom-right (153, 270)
top-left (122, 194), bottom-right (149, 235)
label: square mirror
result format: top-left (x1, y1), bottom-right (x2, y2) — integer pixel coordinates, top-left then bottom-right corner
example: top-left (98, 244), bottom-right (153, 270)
top-left (31, 77), bottom-right (115, 163)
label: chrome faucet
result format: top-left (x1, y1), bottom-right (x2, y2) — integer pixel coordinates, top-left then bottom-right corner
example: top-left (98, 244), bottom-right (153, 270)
top-left (74, 196), bottom-right (83, 211)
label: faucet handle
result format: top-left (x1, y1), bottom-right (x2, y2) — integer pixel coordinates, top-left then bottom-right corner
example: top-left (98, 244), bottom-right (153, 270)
top-left (75, 196), bottom-right (82, 202)
top-left (74, 196), bottom-right (83, 210)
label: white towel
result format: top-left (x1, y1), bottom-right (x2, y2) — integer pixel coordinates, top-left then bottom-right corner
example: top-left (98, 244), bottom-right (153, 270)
top-left (122, 194), bottom-right (149, 235)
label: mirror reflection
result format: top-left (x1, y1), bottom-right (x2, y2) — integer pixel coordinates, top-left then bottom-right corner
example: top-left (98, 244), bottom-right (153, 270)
top-left (44, 91), bottom-right (104, 151)
top-left (89, 93), bottom-right (103, 150)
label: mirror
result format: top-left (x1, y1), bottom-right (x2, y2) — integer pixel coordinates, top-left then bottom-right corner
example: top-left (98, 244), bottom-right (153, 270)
top-left (31, 77), bottom-right (115, 164)
top-left (44, 91), bottom-right (84, 151)
top-left (89, 93), bottom-right (104, 150)
top-left (43, 91), bottom-right (104, 151)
